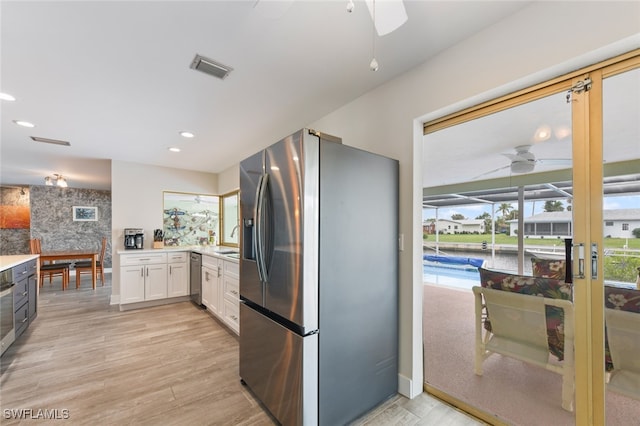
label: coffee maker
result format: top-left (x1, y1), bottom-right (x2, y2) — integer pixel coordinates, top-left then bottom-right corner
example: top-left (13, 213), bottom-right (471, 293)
top-left (124, 228), bottom-right (144, 249)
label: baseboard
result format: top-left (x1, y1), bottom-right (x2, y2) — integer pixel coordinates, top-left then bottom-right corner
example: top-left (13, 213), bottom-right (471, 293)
top-left (110, 294), bottom-right (120, 305)
top-left (398, 374), bottom-right (422, 399)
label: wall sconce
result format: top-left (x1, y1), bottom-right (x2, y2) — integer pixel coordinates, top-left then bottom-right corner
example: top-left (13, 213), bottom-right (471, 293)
top-left (45, 174), bottom-right (68, 187)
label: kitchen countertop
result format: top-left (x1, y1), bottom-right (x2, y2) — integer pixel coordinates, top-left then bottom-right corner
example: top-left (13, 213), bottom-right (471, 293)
top-left (117, 246), bottom-right (239, 262)
top-left (0, 254), bottom-right (39, 272)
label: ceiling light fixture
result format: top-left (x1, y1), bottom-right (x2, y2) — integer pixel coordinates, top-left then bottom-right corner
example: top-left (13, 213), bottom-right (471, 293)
top-left (13, 120), bottom-right (35, 128)
top-left (346, 0), bottom-right (355, 13)
top-left (169, 147), bottom-right (181, 153)
top-left (45, 174), bottom-right (67, 187)
top-left (365, 0), bottom-right (407, 36)
top-left (179, 131), bottom-right (195, 138)
top-left (369, 0), bottom-right (379, 72)
top-left (0, 92), bottom-right (16, 101)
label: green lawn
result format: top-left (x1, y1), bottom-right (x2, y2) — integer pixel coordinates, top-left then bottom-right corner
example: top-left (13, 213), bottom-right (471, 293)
top-left (423, 233), bottom-right (640, 250)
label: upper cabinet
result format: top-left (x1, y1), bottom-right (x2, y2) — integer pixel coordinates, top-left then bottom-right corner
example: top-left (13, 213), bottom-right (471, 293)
top-left (220, 191), bottom-right (239, 247)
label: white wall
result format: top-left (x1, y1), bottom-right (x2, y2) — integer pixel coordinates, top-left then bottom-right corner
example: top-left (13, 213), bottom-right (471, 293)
top-left (111, 160), bottom-right (218, 301)
top-left (309, 2), bottom-right (640, 397)
top-left (218, 164), bottom-right (240, 194)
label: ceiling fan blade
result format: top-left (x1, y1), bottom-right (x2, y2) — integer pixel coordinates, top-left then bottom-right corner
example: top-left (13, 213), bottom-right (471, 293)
top-left (472, 164), bottom-right (511, 180)
top-left (536, 158), bottom-right (572, 165)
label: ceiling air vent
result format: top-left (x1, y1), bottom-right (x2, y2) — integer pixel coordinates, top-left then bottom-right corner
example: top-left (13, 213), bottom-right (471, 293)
top-left (30, 136), bottom-right (71, 146)
top-left (190, 54), bottom-right (233, 80)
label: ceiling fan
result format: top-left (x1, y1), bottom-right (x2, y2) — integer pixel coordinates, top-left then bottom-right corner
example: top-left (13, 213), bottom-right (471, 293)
top-left (476, 145), bottom-right (572, 178)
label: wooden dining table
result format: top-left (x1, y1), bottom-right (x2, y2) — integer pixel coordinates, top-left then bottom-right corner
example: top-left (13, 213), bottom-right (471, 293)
top-left (40, 250), bottom-right (98, 289)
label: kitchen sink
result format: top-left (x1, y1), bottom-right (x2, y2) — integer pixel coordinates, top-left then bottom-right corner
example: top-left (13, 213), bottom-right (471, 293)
top-left (225, 253), bottom-right (240, 259)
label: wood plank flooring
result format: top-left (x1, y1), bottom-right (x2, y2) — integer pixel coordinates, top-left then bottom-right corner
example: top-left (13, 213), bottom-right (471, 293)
top-left (0, 274), bottom-right (482, 425)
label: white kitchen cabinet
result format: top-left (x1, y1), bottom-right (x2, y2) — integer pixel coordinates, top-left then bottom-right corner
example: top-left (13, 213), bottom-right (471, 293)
top-left (201, 254), bottom-right (221, 315)
top-left (119, 252), bottom-right (168, 305)
top-left (145, 264), bottom-right (168, 300)
top-left (222, 259), bottom-right (240, 334)
top-left (199, 253), bottom-right (239, 335)
top-left (167, 252), bottom-right (188, 297)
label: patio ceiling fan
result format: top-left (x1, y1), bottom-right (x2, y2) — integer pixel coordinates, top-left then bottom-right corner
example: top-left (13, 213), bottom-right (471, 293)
top-left (476, 145), bottom-right (572, 179)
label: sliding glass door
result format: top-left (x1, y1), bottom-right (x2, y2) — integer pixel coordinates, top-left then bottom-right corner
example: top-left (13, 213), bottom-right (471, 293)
top-left (601, 63), bottom-right (640, 424)
top-left (422, 50), bottom-right (640, 425)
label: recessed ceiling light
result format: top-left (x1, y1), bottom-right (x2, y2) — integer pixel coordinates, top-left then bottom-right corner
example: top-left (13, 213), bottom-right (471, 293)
top-left (13, 120), bottom-right (35, 128)
top-left (179, 131), bottom-right (195, 138)
top-left (169, 147), bottom-right (181, 153)
top-left (0, 93), bottom-right (16, 101)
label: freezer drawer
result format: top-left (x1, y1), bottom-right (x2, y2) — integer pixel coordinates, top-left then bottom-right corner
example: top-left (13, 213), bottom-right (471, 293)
top-left (239, 302), bottom-right (318, 426)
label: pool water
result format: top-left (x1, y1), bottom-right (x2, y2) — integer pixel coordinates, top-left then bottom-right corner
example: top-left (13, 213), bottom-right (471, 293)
top-left (423, 264), bottom-right (480, 291)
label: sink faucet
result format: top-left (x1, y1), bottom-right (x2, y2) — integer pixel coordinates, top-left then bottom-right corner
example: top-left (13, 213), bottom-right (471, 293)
top-left (230, 225), bottom-right (239, 238)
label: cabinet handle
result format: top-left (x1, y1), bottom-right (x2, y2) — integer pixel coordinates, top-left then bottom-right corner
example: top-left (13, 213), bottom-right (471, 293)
top-left (146, 267), bottom-right (149, 277)
top-left (22, 317), bottom-right (28, 323)
top-left (169, 265), bottom-right (172, 275)
top-left (22, 270), bottom-right (27, 275)
top-left (22, 291), bottom-right (28, 296)
top-left (231, 290), bottom-right (238, 296)
top-left (230, 315), bottom-right (238, 321)
top-left (141, 267), bottom-right (144, 277)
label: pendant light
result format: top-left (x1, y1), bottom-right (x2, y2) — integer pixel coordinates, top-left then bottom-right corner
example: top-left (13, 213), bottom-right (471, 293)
top-left (369, 0), bottom-right (379, 72)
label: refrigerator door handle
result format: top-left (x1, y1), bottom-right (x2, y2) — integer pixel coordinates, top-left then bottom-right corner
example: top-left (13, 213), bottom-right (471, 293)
top-left (255, 173), bottom-right (269, 283)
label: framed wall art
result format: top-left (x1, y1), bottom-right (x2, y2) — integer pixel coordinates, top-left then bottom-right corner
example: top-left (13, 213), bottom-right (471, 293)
top-left (72, 206), bottom-right (98, 221)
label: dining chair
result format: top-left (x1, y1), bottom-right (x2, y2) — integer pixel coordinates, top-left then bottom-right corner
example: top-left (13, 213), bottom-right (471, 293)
top-left (29, 238), bottom-right (70, 290)
top-left (75, 237), bottom-right (107, 289)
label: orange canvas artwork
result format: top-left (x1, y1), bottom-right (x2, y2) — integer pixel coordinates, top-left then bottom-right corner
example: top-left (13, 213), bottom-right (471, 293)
top-left (0, 205), bottom-right (31, 229)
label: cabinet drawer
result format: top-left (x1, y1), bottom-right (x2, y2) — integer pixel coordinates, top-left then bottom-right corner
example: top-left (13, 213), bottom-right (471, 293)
top-left (202, 254), bottom-right (219, 269)
top-left (223, 260), bottom-right (239, 279)
top-left (224, 277), bottom-right (239, 302)
top-left (120, 253), bottom-right (167, 266)
top-left (223, 298), bottom-right (239, 333)
top-left (14, 302), bottom-right (29, 338)
top-left (167, 252), bottom-right (187, 263)
top-left (13, 279), bottom-right (29, 310)
top-left (12, 259), bottom-right (36, 282)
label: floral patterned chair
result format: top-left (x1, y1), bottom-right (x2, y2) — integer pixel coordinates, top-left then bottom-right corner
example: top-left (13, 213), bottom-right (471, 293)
top-left (604, 286), bottom-right (640, 374)
top-left (478, 267), bottom-right (573, 361)
top-left (473, 273), bottom-right (575, 411)
top-left (531, 257), bottom-right (566, 280)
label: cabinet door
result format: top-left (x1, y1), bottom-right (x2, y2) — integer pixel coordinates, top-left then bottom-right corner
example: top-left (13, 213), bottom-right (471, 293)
top-left (202, 265), bottom-right (219, 313)
top-left (145, 264), bottom-right (168, 301)
top-left (168, 262), bottom-right (188, 297)
top-left (121, 266), bottom-right (145, 304)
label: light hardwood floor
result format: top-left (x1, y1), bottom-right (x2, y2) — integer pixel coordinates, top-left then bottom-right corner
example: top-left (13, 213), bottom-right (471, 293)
top-left (0, 274), bottom-right (482, 425)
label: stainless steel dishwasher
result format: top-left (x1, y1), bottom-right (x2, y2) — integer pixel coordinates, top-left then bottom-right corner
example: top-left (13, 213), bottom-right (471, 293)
top-left (189, 252), bottom-right (202, 307)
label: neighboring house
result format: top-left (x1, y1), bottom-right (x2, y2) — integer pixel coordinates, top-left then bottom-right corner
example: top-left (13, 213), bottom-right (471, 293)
top-left (424, 219), bottom-right (485, 234)
top-left (508, 209), bottom-right (640, 238)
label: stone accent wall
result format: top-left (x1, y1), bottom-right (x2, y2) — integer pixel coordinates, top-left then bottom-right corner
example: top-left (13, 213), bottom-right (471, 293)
top-left (30, 186), bottom-right (112, 268)
top-left (0, 186), bottom-right (31, 255)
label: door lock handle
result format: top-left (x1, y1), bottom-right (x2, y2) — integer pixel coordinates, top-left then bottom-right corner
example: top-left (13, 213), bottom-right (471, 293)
top-left (591, 243), bottom-right (598, 279)
top-left (573, 243), bottom-right (585, 279)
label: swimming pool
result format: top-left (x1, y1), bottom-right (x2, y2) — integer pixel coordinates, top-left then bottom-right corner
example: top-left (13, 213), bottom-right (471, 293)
top-left (423, 264), bottom-right (480, 290)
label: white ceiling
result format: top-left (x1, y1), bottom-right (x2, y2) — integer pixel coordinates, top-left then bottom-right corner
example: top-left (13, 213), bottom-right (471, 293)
top-left (0, 0), bottom-right (533, 190)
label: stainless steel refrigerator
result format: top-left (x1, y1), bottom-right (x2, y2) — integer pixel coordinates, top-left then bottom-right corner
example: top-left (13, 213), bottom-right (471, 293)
top-left (239, 128), bottom-right (398, 426)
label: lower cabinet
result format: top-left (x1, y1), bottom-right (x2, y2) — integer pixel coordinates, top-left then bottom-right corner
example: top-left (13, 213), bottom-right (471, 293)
top-left (222, 260), bottom-right (240, 334)
top-left (12, 259), bottom-right (37, 339)
top-left (202, 254), bottom-right (239, 335)
top-left (201, 256), bottom-right (221, 315)
top-left (167, 252), bottom-right (189, 297)
top-left (120, 252), bottom-right (169, 305)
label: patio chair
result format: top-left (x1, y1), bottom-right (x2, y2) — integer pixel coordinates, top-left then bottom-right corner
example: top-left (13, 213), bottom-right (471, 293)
top-left (473, 286), bottom-right (575, 412)
top-left (605, 307), bottom-right (640, 400)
